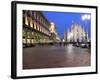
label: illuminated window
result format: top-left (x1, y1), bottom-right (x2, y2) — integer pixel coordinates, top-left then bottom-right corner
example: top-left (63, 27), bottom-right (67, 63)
top-left (23, 39), bottom-right (26, 43)
top-left (27, 39), bottom-right (31, 43)
top-left (40, 27), bottom-right (42, 32)
top-left (39, 26), bottom-right (40, 31)
top-left (35, 24), bottom-right (37, 30)
top-left (40, 26), bottom-right (42, 32)
top-left (37, 24), bottom-right (40, 31)
top-left (30, 18), bottom-right (33, 28)
top-left (42, 27), bottom-right (43, 32)
top-left (43, 28), bottom-right (44, 33)
top-left (25, 16), bottom-right (28, 26)
top-left (34, 22), bottom-right (36, 29)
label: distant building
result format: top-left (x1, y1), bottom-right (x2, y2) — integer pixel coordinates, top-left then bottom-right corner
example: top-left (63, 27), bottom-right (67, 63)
top-left (64, 23), bottom-right (90, 42)
top-left (49, 22), bottom-right (56, 33)
top-left (49, 22), bottom-right (61, 42)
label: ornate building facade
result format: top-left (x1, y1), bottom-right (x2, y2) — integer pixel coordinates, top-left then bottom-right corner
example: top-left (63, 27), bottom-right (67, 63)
top-left (23, 10), bottom-right (51, 46)
top-left (64, 23), bottom-right (89, 43)
top-left (23, 10), bottom-right (61, 47)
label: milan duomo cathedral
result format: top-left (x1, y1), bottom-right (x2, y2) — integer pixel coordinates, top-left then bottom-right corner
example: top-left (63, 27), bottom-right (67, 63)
top-left (64, 23), bottom-right (90, 43)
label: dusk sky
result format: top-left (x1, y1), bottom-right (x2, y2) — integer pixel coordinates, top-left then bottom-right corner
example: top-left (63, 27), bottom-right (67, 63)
top-left (43, 11), bottom-right (91, 39)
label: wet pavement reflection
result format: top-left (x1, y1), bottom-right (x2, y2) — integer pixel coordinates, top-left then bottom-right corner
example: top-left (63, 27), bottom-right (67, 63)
top-left (23, 44), bottom-right (91, 69)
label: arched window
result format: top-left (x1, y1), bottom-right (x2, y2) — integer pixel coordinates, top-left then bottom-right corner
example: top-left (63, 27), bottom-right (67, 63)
top-left (34, 21), bottom-right (36, 29)
top-left (30, 18), bottom-right (33, 28)
top-left (25, 15), bottom-right (29, 26)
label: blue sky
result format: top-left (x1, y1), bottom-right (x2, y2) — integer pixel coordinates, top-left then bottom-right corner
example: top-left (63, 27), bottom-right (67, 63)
top-left (43, 11), bottom-right (91, 39)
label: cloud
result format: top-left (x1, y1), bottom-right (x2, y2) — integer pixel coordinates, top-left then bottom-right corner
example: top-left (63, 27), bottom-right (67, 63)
top-left (82, 14), bottom-right (91, 21)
